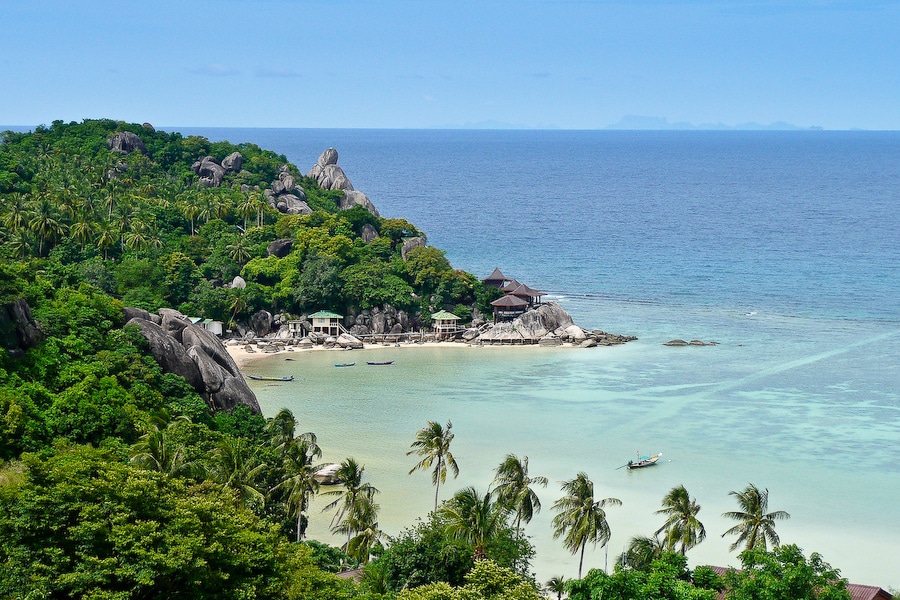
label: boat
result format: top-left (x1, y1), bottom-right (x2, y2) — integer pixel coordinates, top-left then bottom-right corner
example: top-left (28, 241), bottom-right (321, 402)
top-left (334, 362), bottom-right (356, 367)
top-left (366, 360), bottom-right (394, 365)
top-left (626, 452), bottom-right (662, 469)
top-left (313, 463), bottom-right (342, 484)
top-left (245, 374), bottom-right (294, 382)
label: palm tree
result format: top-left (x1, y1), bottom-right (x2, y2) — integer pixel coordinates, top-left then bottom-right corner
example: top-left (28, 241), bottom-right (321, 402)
top-left (28, 196), bottom-right (66, 256)
top-left (721, 483), bottom-right (790, 552)
top-left (622, 535), bottom-right (664, 571)
top-left (551, 472), bottom-right (622, 578)
top-left (654, 485), bottom-right (706, 555)
top-left (545, 575), bottom-right (567, 600)
top-left (210, 437), bottom-right (266, 509)
top-left (226, 235), bottom-right (251, 266)
top-left (272, 433), bottom-right (322, 542)
top-left (438, 486), bottom-right (507, 561)
top-left (407, 419), bottom-right (459, 511)
top-left (129, 428), bottom-right (202, 479)
top-left (3, 193), bottom-right (29, 232)
top-left (322, 458), bottom-right (381, 549)
top-left (265, 407), bottom-right (300, 452)
top-left (492, 454), bottom-right (548, 537)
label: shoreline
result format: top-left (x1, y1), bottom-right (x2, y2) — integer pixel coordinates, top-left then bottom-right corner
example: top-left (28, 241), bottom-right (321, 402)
top-left (224, 338), bottom-right (563, 369)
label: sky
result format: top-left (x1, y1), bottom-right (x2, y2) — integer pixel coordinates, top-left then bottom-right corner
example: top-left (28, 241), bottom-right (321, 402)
top-left (1, 0), bottom-right (898, 130)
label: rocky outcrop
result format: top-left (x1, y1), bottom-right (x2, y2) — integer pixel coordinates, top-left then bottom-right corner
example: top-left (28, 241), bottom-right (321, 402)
top-left (0, 298), bottom-right (44, 359)
top-left (267, 238), bottom-right (294, 258)
top-left (664, 339), bottom-right (718, 347)
top-left (476, 302), bottom-right (636, 347)
top-left (126, 308), bottom-right (260, 414)
top-left (221, 152), bottom-right (243, 172)
top-left (401, 237), bottom-right (427, 260)
top-left (250, 310), bottom-right (274, 337)
top-left (265, 165), bottom-right (312, 215)
top-left (190, 156), bottom-right (227, 188)
top-left (108, 131), bottom-right (146, 154)
top-left (361, 223), bottom-right (379, 243)
top-left (307, 148), bottom-right (379, 216)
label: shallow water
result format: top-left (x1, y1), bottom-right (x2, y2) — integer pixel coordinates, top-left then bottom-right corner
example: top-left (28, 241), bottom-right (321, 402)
top-left (186, 127), bottom-right (900, 588)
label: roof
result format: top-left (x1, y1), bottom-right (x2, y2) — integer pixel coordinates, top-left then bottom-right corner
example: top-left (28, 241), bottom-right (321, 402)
top-left (506, 282), bottom-right (546, 298)
top-left (500, 278), bottom-right (521, 291)
top-left (482, 267), bottom-right (512, 282)
top-left (848, 585), bottom-right (893, 600)
top-left (431, 309), bottom-right (461, 321)
top-left (308, 310), bottom-right (343, 319)
top-left (491, 294), bottom-right (529, 307)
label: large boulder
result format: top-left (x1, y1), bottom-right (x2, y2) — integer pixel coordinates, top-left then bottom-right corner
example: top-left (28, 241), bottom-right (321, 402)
top-left (361, 223), bottom-right (379, 243)
top-left (198, 157), bottom-right (226, 187)
top-left (127, 318), bottom-right (204, 391)
top-left (339, 190), bottom-right (379, 216)
top-left (159, 308), bottom-right (191, 343)
top-left (267, 239), bottom-right (294, 258)
top-left (336, 333), bottom-right (364, 349)
top-left (0, 298), bottom-right (44, 358)
top-left (278, 194), bottom-right (312, 215)
top-left (107, 131), bottom-right (146, 154)
top-left (401, 237), bottom-right (427, 260)
top-left (221, 152), bottom-right (243, 172)
top-left (250, 310), bottom-right (274, 337)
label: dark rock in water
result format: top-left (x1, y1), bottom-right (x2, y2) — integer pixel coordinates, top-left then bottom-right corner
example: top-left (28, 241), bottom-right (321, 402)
top-left (267, 238), bottom-right (294, 258)
top-left (107, 131), bottom-right (146, 154)
top-left (664, 339), bottom-right (689, 346)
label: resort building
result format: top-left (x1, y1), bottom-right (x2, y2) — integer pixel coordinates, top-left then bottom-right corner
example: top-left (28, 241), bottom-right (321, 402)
top-left (286, 320), bottom-right (306, 337)
top-left (431, 310), bottom-right (461, 339)
top-left (308, 310), bottom-right (344, 336)
top-left (482, 267), bottom-right (513, 289)
top-left (505, 282), bottom-right (546, 306)
top-left (490, 294), bottom-right (529, 321)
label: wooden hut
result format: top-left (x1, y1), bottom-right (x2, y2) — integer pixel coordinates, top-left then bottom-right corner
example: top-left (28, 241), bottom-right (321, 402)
top-left (308, 310), bottom-right (344, 336)
top-left (431, 310), bottom-right (461, 339)
top-left (491, 294), bottom-right (529, 321)
top-left (506, 282), bottom-right (546, 306)
top-left (482, 267), bottom-right (513, 289)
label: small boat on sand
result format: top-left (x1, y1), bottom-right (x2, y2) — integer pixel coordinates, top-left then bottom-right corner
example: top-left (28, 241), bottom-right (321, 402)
top-left (366, 360), bottom-right (394, 365)
top-left (246, 374), bottom-right (294, 382)
top-left (334, 362), bottom-right (356, 368)
top-left (626, 452), bottom-right (663, 469)
top-left (313, 463), bottom-right (342, 484)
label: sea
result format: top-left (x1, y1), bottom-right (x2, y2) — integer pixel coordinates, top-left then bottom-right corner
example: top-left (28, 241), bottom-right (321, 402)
top-left (176, 128), bottom-right (900, 589)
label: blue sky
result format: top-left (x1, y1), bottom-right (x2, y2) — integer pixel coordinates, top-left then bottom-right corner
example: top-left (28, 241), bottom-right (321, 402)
top-left (1, 0), bottom-right (897, 129)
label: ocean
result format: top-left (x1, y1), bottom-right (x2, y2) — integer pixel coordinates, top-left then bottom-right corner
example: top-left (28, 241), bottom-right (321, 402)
top-left (178, 128), bottom-right (900, 589)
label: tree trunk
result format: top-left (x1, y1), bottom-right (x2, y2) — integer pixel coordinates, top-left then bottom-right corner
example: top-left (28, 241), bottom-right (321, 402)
top-left (578, 542), bottom-right (586, 578)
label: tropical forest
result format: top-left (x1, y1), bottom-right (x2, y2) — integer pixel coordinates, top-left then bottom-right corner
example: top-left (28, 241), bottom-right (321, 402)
top-left (0, 120), bottom-right (856, 599)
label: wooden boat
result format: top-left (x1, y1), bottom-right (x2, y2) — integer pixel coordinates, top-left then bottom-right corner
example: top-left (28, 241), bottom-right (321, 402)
top-left (366, 360), bottom-right (394, 366)
top-left (246, 374), bottom-right (294, 382)
top-left (334, 362), bottom-right (356, 368)
top-left (627, 452), bottom-right (662, 469)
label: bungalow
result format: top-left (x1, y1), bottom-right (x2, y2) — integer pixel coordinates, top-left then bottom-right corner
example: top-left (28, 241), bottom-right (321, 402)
top-left (188, 317), bottom-right (224, 337)
top-left (482, 267), bottom-right (513, 289)
top-left (431, 310), bottom-right (461, 339)
top-left (308, 310), bottom-right (344, 336)
top-left (490, 294), bottom-right (529, 321)
top-left (505, 282), bottom-right (546, 306)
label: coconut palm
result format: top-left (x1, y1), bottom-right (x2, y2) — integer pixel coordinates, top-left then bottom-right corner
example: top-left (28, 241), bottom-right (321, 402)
top-left (438, 486), bottom-right (507, 561)
top-left (129, 428), bottom-right (202, 479)
top-left (227, 235), bottom-right (251, 266)
top-left (407, 419), bottom-right (459, 510)
top-left (622, 534), bottom-right (665, 571)
top-left (492, 454), bottom-right (548, 537)
top-left (322, 458), bottom-right (381, 549)
top-left (551, 472), bottom-right (622, 578)
top-left (28, 196), bottom-right (66, 256)
top-left (654, 484), bottom-right (706, 555)
top-left (272, 428), bottom-right (322, 542)
top-left (210, 437), bottom-right (266, 509)
top-left (721, 483), bottom-right (790, 552)
top-left (545, 575), bottom-right (567, 600)
top-left (265, 407), bottom-right (301, 452)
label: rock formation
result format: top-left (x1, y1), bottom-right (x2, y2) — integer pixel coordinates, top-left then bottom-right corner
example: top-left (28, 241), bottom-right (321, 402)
top-left (126, 307), bottom-right (260, 414)
top-left (401, 237), bottom-right (427, 260)
top-left (107, 131), bottom-right (147, 154)
top-left (476, 302), bottom-right (636, 346)
top-left (0, 298), bottom-right (44, 359)
top-left (307, 148), bottom-right (379, 216)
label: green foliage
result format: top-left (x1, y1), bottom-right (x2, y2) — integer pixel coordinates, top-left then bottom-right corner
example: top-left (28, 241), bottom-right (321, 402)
top-left (566, 553), bottom-right (715, 600)
top-left (397, 560), bottom-right (542, 600)
top-left (723, 545), bottom-right (850, 600)
top-left (303, 539), bottom-right (360, 573)
top-left (0, 445), bottom-right (297, 599)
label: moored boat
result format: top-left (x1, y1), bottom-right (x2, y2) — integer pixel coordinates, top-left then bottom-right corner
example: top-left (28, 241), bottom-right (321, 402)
top-left (334, 362), bottom-right (356, 367)
top-left (366, 360), bottom-right (394, 365)
top-left (246, 374), bottom-right (294, 381)
top-left (627, 452), bottom-right (662, 469)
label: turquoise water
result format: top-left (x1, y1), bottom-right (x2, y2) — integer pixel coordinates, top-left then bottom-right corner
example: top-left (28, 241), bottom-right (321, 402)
top-left (185, 129), bottom-right (900, 588)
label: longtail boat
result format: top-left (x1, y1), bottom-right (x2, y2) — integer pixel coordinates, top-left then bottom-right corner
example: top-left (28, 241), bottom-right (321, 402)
top-left (627, 452), bottom-right (662, 469)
